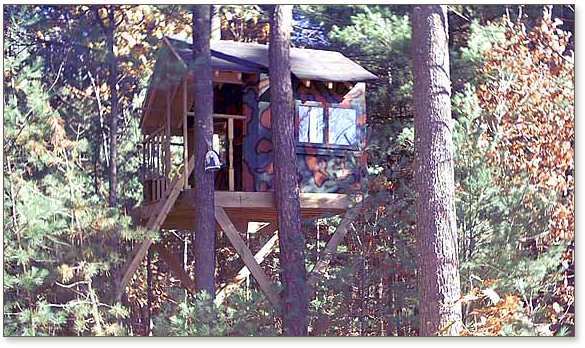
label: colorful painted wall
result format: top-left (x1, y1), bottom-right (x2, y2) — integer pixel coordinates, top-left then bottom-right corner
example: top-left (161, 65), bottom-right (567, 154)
top-left (241, 76), bottom-right (367, 193)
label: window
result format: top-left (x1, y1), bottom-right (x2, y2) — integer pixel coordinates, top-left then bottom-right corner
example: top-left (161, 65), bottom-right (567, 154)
top-left (328, 107), bottom-right (357, 146)
top-left (298, 105), bottom-right (324, 144)
top-left (296, 102), bottom-right (359, 148)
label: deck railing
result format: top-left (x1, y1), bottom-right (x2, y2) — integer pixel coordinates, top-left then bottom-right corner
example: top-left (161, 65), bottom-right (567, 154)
top-left (142, 125), bottom-right (171, 202)
top-left (142, 78), bottom-right (245, 201)
top-left (142, 112), bottom-right (249, 201)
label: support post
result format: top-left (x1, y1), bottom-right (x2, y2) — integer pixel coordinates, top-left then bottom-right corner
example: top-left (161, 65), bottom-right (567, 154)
top-left (146, 247), bottom-right (153, 336)
top-left (182, 78), bottom-right (189, 189)
top-left (115, 156), bottom-right (195, 302)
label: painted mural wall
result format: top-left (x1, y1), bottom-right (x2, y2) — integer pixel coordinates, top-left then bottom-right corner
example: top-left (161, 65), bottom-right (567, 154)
top-left (242, 76), bottom-right (367, 193)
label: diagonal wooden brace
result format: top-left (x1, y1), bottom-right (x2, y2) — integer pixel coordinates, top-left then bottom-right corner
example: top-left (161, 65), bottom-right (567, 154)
top-left (215, 224), bottom-right (279, 306)
top-left (214, 207), bottom-right (280, 308)
top-left (306, 201), bottom-right (363, 292)
top-left (115, 156), bottom-right (195, 302)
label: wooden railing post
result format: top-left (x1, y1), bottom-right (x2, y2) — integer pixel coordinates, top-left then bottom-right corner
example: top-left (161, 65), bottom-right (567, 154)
top-left (228, 118), bottom-right (235, 191)
top-left (142, 134), bottom-right (147, 200)
top-left (156, 135), bottom-right (160, 200)
top-left (165, 89), bottom-right (172, 190)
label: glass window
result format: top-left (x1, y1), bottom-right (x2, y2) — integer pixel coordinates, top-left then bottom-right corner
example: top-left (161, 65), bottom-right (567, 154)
top-left (298, 105), bottom-right (325, 144)
top-left (328, 107), bottom-right (358, 146)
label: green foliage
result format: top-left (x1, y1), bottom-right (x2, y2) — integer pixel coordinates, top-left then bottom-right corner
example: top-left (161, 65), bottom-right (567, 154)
top-left (326, 6), bottom-right (412, 121)
top-left (452, 20), bottom-right (507, 87)
top-left (460, 20), bottom-right (506, 66)
top-left (153, 291), bottom-right (278, 336)
top-left (452, 82), bottom-right (568, 336)
top-left (3, 16), bottom-right (134, 336)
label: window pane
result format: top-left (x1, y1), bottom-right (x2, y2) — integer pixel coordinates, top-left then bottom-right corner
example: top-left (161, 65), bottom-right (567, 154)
top-left (328, 108), bottom-right (357, 146)
top-left (298, 105), bottom-right (324, 143)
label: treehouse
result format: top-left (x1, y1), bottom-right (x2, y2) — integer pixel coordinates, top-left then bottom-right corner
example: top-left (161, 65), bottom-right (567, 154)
top-left (123, 36), bottom-right (377, 307)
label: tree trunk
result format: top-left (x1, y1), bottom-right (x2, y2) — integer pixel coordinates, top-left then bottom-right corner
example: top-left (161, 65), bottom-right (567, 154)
top-left (106, 7), bottom-right (118, 207)
top-left (269, 5), bottom-right (308, 336)
top-left (192, 5), bottom-right (216, 297)
top-left (411, 5), bottom-right (463, 336)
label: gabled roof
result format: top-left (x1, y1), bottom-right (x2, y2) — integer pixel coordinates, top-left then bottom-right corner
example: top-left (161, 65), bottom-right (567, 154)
top-left (166, 36), bottom-right (378, 82)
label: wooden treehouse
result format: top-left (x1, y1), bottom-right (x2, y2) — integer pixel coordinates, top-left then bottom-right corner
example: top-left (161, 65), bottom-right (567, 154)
top-left (122, 36), bottom-right (377, 307)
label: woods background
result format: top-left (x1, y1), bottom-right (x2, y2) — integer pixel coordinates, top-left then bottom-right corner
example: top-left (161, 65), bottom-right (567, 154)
top-left (2, 4), bottom-right (574, 336)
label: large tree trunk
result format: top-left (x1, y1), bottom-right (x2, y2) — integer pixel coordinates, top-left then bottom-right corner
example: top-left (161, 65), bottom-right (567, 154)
top-left (269, 5), bottom-right (308, 336)
top-left (106, 7), bottom-right (118, 207)
top-left (192, 5), bottom-right (216, 297)
top-left (411, 5), bottom-right (463, 336)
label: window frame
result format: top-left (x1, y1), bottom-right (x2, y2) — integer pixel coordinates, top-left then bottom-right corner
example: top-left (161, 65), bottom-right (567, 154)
top-left (295, 100), bottom-right (360, 152)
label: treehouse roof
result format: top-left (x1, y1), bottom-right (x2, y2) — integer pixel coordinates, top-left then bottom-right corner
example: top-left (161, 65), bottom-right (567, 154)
top-left (141, 36), bottom-right (376, 132)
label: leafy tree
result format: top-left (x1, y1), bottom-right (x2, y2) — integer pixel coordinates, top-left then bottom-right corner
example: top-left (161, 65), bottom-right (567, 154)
top-left (450, 9), bottom-right (574, 335)
top-left (3, 4), bottom-right (188, 335)
top-left (452, 86), bottom-right (567, 336)
top-left (152, 290), bottom-right (278, 336)
top-left (3, 33), bottom-right (138, 336)
top-left (329, 7), bottom-right (412, 122)
top-left (478, 9), bottom-right (574, 243)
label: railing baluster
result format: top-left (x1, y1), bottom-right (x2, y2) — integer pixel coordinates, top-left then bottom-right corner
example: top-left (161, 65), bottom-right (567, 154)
top-left (228, 118), bottom-right (235, 191)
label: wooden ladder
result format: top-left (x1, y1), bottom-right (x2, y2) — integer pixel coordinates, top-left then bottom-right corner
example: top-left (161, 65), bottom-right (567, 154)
top-left (116, 156), bottom-right (195, 302)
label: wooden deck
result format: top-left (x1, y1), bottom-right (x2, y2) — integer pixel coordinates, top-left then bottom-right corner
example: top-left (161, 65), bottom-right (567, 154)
top-left (134, 191), bottom-right (351, 230)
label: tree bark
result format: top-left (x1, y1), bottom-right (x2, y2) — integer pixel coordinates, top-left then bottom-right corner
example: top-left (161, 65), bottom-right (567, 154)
top-left (269, 5), bottom-right (308, 336)
top-left (192, 5), bottom-right (216, 298)
top-left (106, 7), bottom-right (118, 207)
top-left (411, 5), bottom-right (463, 336)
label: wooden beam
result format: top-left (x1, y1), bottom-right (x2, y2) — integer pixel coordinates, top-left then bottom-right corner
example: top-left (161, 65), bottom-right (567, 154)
top-left (212, 70), bottom-right (244, 85)
top-left (142, 89), bottom-right (158, 130)
top-left (146, 248), bottom-right (153, 336)
top-left (156, 38), bottom-right (188, 133)
top-left (187, 112), bottom-right (247, 120)
top-left (213, 191), bottom-right (350, 210)
top-left (133, 192), bottom-right (351, 230)
top-left (214, 207), bottom-right (280, 308)
top-left (246, 220), bottom-right (279, 236)
top-left (212, 113), bottom-right (247, 120)
top-left (163, 36), bottom-right (188, 70)
top-left (116, 156), bottom-right (195, 301)
top-left (215, 224), bottom-right (279, 305)
top-left (169, 75), bottom-right (188, 130)
top-left (306, 202), bottom-right (362, 291)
